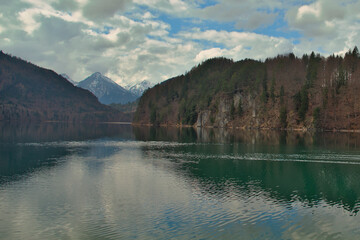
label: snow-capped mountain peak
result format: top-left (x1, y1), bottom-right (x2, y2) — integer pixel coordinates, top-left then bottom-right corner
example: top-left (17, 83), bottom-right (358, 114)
top-left (77, 72), bottom-right (138, 104)
top-left (127, 80), bottom-right (153, 97)
top-left (90, 72), bottom-right (114, 84)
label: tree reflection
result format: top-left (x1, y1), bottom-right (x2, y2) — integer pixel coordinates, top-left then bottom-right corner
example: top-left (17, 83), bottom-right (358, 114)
top-left (134, 126), bottom-right (360, 213)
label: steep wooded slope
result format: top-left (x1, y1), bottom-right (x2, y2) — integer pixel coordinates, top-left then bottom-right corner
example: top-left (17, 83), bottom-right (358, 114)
top-left (0, 51), bottom-right (127, 122)
top-left (134, 48), bottom-right (360, 130)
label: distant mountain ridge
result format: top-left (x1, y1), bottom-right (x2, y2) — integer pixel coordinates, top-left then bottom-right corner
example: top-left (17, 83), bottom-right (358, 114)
top-left (77, 72), bottom-right (138, 104)
top-left (126, 80), bottom-right (153, 97)
top-left (0, 51), bottom-right (127, 122)
top-left (60, 73), bottom-right (76, 85)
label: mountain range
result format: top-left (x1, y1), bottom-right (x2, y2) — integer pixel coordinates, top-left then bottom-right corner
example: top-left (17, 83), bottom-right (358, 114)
top-left (77, 72), bottom-right (137, 105)
top-left (3, 47), bottom-right (360, 129)
top-left (126, 80), bottom-right (152, 97)
top-left (63, 72), bottom-right (152, 105)
top-left (0, 51), bottom-right (128, 122)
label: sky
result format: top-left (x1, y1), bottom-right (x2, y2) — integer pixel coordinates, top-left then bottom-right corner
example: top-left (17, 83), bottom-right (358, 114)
top-left (1, 0), bottom-right (360, 86)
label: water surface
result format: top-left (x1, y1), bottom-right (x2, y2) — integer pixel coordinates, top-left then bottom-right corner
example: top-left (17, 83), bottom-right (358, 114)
top-left (1, 123), bottom-right (360, 239)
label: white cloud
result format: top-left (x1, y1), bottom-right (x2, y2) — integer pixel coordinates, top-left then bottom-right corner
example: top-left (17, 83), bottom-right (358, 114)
top-left (195, 2), bottom-right (279, 30)
top-left (287, 0), bottom-right (360, 55)
top-left (142, 12), bottom-right (154, 19)
top-left (82, 0), bottom-right (132, 21)
top-left (2, 0), bottom-right (360, 89)
top-left (195, 48), bottom-right (225, 62)
top-left (180, 29), bottom-right (294, 61)
top-left (2, 0), bottom-right (296, 86)
top-left (103, 37), bottom-right (200, 85)
top-left (17, 0), bottom-right (94, 34)
top-left (297, 3), bottom-right (321, 19)
top-left (169, 0), bottom-right (188, 11)
top-left (133, 0), bottom-right (191, 14)
top-left (18, 8), bottom-right (43, 34)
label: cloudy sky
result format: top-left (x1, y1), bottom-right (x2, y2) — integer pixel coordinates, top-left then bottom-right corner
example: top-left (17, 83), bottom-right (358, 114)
top-left (1, 0), bottom-right (360, 86)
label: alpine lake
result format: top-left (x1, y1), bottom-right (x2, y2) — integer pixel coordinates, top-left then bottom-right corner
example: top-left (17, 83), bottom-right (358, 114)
top-left (1, 122), bottom-right (360, 239)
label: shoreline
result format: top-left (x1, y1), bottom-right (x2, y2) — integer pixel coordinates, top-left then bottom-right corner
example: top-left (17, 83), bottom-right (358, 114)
top-left (131, 122), bottom-right (360, 133)
top-left (3, 120), bottom-right (360, 134)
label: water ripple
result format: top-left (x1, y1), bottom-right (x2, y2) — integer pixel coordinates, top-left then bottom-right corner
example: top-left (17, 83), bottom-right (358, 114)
top-left (2, 138), bottom-right (360, 239)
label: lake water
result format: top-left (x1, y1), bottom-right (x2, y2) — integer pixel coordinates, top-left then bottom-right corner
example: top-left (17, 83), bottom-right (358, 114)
top-left (1, 123), bottom-right (360, 239)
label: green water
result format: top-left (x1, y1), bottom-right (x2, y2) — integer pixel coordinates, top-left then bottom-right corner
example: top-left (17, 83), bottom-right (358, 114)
top-left (1, 123), bottom-right (360, 239)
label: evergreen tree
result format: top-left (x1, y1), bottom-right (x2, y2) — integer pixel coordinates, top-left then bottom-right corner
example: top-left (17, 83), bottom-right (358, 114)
top-left (230, 101), bottom-right (235, 119)
top-left (261, 70), bottom-right (268, 103)
top-left (238, 98), bottom-right (243, 116)
top-left (279, 106), bottom-right (287, 129)
top-left (270, 78), bottom-right (275, 102)
top-left (150, 107), bottom-right (157, 124)
top-left (352, 46), bottom-right (359, 58)
top-left (299, 87), bottom-right (309, 121)
top-left (280, 85), bottom-right (285, 105)
top-left (306, 51), bottom-right (320, 88)
top-left (313, 107), bottom-right (321, 129)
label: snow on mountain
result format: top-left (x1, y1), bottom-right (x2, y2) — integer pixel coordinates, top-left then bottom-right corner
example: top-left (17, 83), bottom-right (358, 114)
top-left (127, 80), bottom-right (153, 97)
top-left (77, 72), bottom-right (138, 104)
top-left (60, 73), bottom-right (77, 85)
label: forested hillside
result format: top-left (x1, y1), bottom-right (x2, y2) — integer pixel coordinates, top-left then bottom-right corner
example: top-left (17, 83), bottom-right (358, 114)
top-left (134, 47), bottom-right (360, 130)
top-left (0, 51), bottom-right (128, 122)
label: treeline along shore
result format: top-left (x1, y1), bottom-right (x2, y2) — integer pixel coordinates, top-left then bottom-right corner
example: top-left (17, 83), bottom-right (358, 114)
top-left (134, 47), bottom-right (360, 131)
